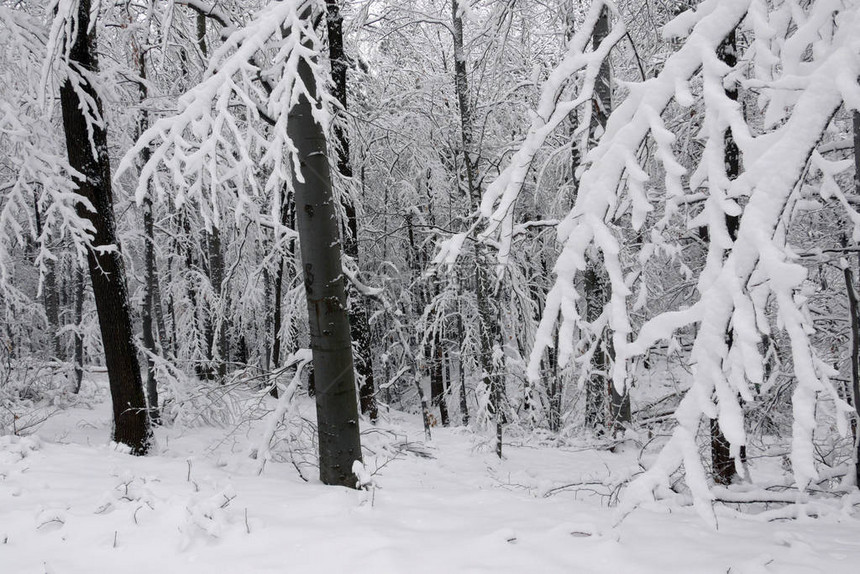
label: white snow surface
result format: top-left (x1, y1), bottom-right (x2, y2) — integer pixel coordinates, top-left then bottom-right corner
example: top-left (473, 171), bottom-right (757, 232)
top-left (2, 376), bottom-right (860, 573)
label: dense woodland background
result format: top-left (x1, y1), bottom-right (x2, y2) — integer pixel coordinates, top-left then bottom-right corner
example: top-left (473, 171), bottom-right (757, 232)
top-left (2, 0), bottom-right (860, 520)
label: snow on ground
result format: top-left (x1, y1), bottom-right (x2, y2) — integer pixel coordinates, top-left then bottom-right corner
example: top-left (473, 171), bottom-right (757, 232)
top-left (2, 376), bottom-right (860, 574)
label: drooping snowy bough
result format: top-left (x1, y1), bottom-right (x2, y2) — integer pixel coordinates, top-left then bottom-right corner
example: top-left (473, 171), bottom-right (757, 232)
top-left (441, 0), bottom-right (860, 522)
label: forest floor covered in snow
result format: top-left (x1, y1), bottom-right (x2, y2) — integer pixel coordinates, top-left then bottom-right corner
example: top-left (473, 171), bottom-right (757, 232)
top-left (3, 374), bottom-right (860, 573)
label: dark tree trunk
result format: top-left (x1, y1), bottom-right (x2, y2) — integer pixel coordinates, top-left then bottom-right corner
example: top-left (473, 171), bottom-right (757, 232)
top-left (850, 110), bottom-right (860, 487)
top-left (195, 13), bottom-right (227, 382)
top-left (584, 5), bottom-right (629, 434)
top-left (848, 259), bottom-right (860, 489)
top-left (455, 294), bottom-right (470, 425)
top-left (326, 0), bottom-right (378, 422)
top-left (406, 213), bottom-right (434, 440)
top-left (430, 333), bottom-right (449, 426)
top-left (32, 190), bottom-right (62, 359)
top-left (137, 42), bottom-right (160, 424)
top-left (452, 0), bottom-right (499, 455)
top-left (73, 266), bottom-right (84, 394)
top-left (207, 227), bottom-right (227, 381)
top-left (270, 188), bottom-right (295, 398)
top-left (59, 0), bottom-right (151, 454)
top-left (289, 13), bottom-right (362, 487)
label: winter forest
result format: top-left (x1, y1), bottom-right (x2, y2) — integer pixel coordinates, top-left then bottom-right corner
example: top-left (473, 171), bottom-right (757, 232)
top-left (2, 0), bottom-right (860, 571)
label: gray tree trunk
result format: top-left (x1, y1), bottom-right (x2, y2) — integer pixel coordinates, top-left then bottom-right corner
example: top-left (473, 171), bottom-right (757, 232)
top-left (59, 0), bottom-right (151, 454)
top-left (289, 13), bottom-right (362, 487)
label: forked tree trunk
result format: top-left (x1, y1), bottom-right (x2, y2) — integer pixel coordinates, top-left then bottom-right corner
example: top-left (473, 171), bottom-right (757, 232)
top-left (326, 0), bottom-right (378, 422)
top-left (289, 12), bottom-right (362, 487)
top-left (59, 0), bottom-right (151, 454)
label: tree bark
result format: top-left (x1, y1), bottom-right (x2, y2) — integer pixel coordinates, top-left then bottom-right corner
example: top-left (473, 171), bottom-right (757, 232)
top-left (711, 28), bottom-right (741, 486)
top-left (73, 266), bottom-right (84, 394)
top-left (136, 38), bottom-right (160, 424)
top-left (59, 0), bottom-right (151, 454)
top-left (850, 110), bottom-right (860, 487)
top-left (584, 5), bottom-right (629, 435)
top-left (32, 190), bottom-right (62, 360)
top-left (289, 11), bottom-right (362, 487)
top-left (195, 12), bottom-right (228, 382)
top-left (270, 187), bottom-right (295, 398)
top-left (407, 212), bottom-right (434, 440)
top-left (452, 0), bottom-right (499, 455)
top-left (430, 332), bottom-right (449, 427)
top-left (326, 0), bottom-right (378, 422)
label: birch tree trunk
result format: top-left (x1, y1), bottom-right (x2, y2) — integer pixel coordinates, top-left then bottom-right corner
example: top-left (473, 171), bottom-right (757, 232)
top-left (289, 12), bottom-right (362, 487)
top-left (59, 0), bottom-right (151, 454)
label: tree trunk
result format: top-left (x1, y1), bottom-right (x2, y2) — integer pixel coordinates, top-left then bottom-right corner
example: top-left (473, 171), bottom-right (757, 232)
top-left (850, 110), bottom-right (860, 487)
top-left (136, 39), bottom-right (160, 424)
top-left (59, 0), bottom-right (151, 454)
top-left (270, 187), bottom-right (295, 398)
top-left (195, 13), bottom-right (228, 382)
top-left (455, 290), bottom-right (470, 425)
top-left (73, 266), bottom-right (84, 394)
top-left (207, 226), bottom-right (227, 380)
top-left (289, 13), bottom-right (362, 487)
top-left (584, 5), bottom-right (629, 435)
top-left (452, 0), bottom-right (499, 455)
top-left (407, 212), bottom-right (434, 440)
top-left (326, 0), bottom-right (378, 422)
top-left (430, 333), bottom-right (449, 426)
top-left (32, 190), bottom-right (62, 359)
top-left (711, 28), bottom-right (741, 486)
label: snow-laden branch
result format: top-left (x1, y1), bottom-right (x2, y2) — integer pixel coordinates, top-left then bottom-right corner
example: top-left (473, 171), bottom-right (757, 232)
top-left (620, 0), bottom-right (860, 521)
top-left (437, 0), bottom-right (860, 522)
top-left (0, 6), bottom-right (96, 301)
top-left (116, 0), bottom-right (327, 232)
top-left (529, 0), bottom-right (750, 385)
top-left (434, 0), bottom-right (625, 269)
